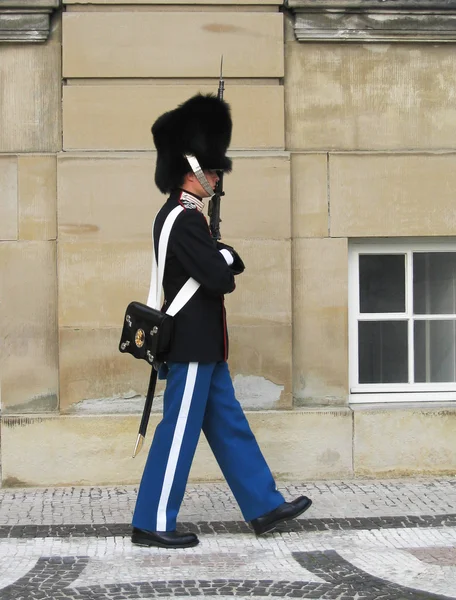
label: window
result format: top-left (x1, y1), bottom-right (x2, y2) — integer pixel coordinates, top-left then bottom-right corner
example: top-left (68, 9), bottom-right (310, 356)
top-left (349, 239), bottom-right (456, 403)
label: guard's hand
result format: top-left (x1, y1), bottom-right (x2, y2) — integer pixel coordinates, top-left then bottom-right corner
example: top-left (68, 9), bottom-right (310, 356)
top-left (217, 242), bottom-right (245, 275)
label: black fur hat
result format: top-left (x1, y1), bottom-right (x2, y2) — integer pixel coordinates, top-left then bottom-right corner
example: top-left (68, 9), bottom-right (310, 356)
top-left (152, 93), bottom-right (232, 194)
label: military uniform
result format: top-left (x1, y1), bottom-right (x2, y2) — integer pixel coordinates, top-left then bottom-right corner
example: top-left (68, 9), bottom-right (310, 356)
top-left (131, 94), bottom-right (311, 548)
top-left (132, 188), bottom-right (285, 533)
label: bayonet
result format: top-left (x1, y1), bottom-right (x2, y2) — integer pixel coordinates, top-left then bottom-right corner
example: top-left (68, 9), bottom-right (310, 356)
top-left (208, 56), bottom-right (225, 242)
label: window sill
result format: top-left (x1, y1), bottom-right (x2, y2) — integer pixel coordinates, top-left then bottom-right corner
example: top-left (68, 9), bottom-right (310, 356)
top-left (350, 391), bottom-right (456, 404)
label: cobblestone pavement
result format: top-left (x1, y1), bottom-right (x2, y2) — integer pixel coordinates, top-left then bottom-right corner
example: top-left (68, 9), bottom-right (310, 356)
top-left (0, 479), bottom-right (455, 599)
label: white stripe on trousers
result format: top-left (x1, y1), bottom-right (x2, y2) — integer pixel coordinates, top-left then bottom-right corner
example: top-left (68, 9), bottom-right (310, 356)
top-left (156, 362), bottom-right (198, 531)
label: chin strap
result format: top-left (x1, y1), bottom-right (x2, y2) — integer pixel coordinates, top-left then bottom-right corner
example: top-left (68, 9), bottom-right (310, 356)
top-left (185, 154), bottom-right (215, 198)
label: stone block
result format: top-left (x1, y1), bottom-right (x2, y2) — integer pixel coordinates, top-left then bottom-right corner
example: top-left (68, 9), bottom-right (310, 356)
top-left (286, 40), bottom-right (456, 151)
top-left (18, 155), bottom-right (57, 241)
top-left (1, 415), bottom-right (149, 487)
top-left (57, 155), bottom-right (158, 243)
top-left (330, 154), bottom-right (456, 237)
top-left (291, 153), bottom-right (328, 238)
top-left (293, 237), bottom-right (348, 405)
top-left (222, 155), bottom-right (290, 240)
top-left (58, 240), bottom-right (151, 329)
top-left (291, 8), bottom-right (456, 43)
top-left (224, 239), bottom-right (291, 325)
top-left (0, 408), bottom-right (353, 486)
top-left (63, 85), bottom-right (284, 152)
top-left (4, 1), bottom-right (59, 6)
top-left (59, 325), bottom-right (290, 413)
top-left (58, 327), bottom-right (161, 413)
top-left (229, 324), bottom-right (292, 409)
top-left (0, 156), bottom-right (18, 241)
top-left (354, 404), bottom-right (456, 476)
top-left (64, 0), bottom-right (279, 4)
top-left (251, 408), bottom-right (353, 481)
top-left (63, 11), bottom-right (284, 78)
top-left (0, 9), bottom-right (52, 43)
top-left (0, 17), bottom-right (61, 152)
top-left (58, 238), bottom-right (290, 329)
top-left (57, 154), bottom-right (291, 242)
top-left (0, 241), bottom-right (58, 413)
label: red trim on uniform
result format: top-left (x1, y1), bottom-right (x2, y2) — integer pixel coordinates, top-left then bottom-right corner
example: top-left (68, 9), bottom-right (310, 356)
top-left (178, 191), bottom-right (187, 211)
top-left (222, 297), bottom-right (228, 361)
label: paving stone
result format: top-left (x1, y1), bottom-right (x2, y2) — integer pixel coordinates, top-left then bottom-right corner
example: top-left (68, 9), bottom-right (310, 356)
top-left (0, 479), bottom-right (455, 599)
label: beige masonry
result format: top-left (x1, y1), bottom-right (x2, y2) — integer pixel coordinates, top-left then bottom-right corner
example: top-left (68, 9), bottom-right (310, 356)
top-left (63, 85), bottom-right (285, 151)
top-left (63, 11), bottom-right (284, 78)
top-left (57, 153), bottom-right (292, 412)
top-left (57, 154), bottom-right (290, 243)
top-left (57, 239), bottom-right (291, 331)
top-left (0, 18), bottom-right (61, 153)
top-left (228, 324), bottom-right (293, 409)
top-left (0, 157), bottom-right (18, 241)
top-left (0, 241), bottom-right (58, 414)
top-left (65, 0), bottom-right (279, 4)
top-left (291, 153), bottom-right (328, 239)
top-left (330, 153), bottom-right (456, 237)
top-left (354, 405), bottom-right (456, 477)
top-left (0, 155), bottom-right (57, 242)
top-left (4, 0), bottom-right (456, 486)
top-left (1, 409), bottom-right (352, 487)
top-left (58, 239), bottom-right (152, 329)
top-left (18, 155), bottom-right (57, 241)
top-left (285, 40), bottom-right (456, 152)
top-left (59, 327), bottom-right (163, 413)
top-left (292, 237), bottom-right (348, 406)
top-left (59, 323), bottom-right (292, 413)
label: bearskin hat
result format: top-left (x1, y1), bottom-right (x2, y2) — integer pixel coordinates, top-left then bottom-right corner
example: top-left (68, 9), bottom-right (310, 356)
top-left (152, 93), bottom-right (232, 194)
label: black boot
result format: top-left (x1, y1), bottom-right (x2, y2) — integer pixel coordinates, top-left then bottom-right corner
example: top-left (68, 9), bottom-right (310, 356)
top-left (250, 496), bottom-right (312, 536)
top-left (131, 527), bottom-right (199, 548)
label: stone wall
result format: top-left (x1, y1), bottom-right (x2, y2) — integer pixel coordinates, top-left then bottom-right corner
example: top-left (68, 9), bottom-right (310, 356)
top-left (0, 12), bottom-right (61, 420)
top-left (1, 1), bottom-right (303, 486)
top-left (1, 0), bottom-right (455, 486)
top-left (285, 2), bottom-right (456, 475)
top-left (59, 1), bottom-right (290, 414)
top-left (285, 25), bottom-right (456, 405)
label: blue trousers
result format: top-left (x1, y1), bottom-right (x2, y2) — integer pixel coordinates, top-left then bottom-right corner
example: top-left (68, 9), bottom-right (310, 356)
top-left (132, 361), bottom-right (284, 532)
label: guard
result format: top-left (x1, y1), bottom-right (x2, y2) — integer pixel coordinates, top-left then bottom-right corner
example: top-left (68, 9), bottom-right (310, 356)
top-left (131, 93), bottom-right (312, 549)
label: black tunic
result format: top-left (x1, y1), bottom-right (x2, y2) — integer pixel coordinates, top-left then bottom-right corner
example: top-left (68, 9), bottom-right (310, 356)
top-left (154, 189), bottom-right (235, 363)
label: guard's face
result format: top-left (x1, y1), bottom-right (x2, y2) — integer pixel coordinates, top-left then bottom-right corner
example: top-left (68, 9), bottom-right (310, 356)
top-left (203, 170), bottom-right (219, 190)
top-left (183, 169), bottom-right (220, 198)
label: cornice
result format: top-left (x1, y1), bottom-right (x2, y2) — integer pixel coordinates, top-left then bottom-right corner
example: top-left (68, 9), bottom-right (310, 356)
top-left (286, 1), bottom-right (456, 43)
top-left (0, 1), bottom-right (60, 43)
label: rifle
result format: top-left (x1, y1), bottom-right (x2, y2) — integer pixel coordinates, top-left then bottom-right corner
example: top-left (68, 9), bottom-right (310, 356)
top-left (208, 57), bottom-right (225, 242)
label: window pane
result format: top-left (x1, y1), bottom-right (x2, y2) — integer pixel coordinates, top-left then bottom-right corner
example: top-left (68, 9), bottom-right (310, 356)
top-left (414, 252), bottom-right (456, 315)
top-left (359, 254), bottom-right (406, 313)
top-left (359, 321), bottom-right (408, 383)
top-left (414, 320), bottom-right (456, 383)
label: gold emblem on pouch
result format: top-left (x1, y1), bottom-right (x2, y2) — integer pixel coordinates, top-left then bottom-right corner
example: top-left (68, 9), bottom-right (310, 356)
top-left (135, 328), bottom-right (145, 348)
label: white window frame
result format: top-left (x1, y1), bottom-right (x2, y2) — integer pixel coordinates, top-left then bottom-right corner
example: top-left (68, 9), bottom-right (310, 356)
top-left (349, 238), bottom-right (456, 404)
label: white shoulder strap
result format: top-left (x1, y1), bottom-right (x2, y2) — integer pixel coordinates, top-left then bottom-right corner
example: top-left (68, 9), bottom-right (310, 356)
top-left (166, 277), bottom-right (200, 316)
top-left (146, 205), bottom-right (200, 314)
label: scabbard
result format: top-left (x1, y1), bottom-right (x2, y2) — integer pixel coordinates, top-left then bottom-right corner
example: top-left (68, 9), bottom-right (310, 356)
top-left (133, 366), bottom-right (158, 457)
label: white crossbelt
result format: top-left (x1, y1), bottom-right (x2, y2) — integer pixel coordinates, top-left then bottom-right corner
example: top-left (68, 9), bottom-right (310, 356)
top-left (146, 206), bottom-right (201, 317)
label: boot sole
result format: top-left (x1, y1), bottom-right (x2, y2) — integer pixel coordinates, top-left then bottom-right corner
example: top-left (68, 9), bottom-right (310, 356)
top-left (131, 535), bottom-right (199, 549)
top-left (254, 498), bottom-right (313, 536)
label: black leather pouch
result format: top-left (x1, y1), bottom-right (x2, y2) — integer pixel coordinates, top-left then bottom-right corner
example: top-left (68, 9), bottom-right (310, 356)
top-left (119, 301), bottom-right (173, 365)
